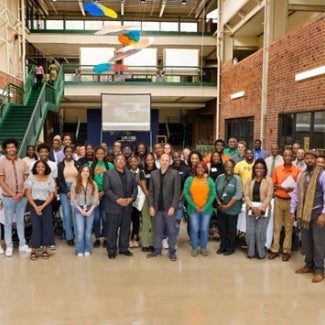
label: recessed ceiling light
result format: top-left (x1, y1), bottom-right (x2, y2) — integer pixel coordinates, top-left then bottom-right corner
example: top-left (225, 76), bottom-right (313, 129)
top-left (182, 0), bottom-right (187, 5)
top-left (141, 0), bottom-right (145, 3)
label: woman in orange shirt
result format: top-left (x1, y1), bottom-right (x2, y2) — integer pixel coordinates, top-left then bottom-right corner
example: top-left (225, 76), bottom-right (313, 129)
top-left (183, 162), bottom-right (216, 256)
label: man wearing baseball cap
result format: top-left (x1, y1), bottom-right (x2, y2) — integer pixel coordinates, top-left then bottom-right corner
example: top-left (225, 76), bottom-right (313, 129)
top-left (290, 150), bottom-right (325, 283)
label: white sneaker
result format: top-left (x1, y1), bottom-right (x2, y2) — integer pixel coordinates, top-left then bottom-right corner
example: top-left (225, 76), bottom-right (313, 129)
top-left (162, 238), bottom-right (169, 249)
top-left (84, 252), bottom-right (90, 256)
top-left (19, 245), bottom-right (31, 253)
top-left (77, 253), bottom-right (83, 257)
top-left (50, 245), bottom-right (56, 250)
top-left (5, 247), bottom-right (13, 257)
top-left (0, 247), bottom-right (4, 255)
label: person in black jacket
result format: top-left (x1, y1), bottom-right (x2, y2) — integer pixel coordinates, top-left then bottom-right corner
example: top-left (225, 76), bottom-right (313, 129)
top-left (103, 154), bottom-right (137, 259)
top-left (57, 146), bottom-right (82, 246)
top-left (147, 153), bottom-right (181, 261)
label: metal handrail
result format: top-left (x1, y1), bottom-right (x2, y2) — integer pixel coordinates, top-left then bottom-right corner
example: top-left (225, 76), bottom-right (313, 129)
top-left (0, 83), bottom-right (24, 119)
top-left (18, 66), bottom-right (64, 157)
top-left (24, 65), bottom-right (36, 105)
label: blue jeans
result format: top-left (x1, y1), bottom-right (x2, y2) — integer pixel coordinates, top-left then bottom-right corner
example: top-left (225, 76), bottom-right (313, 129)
top-left (75, 208), bottom-right (95, 254)
top-left (189, 212), bottom-right (211, 249)
top-left (93, 200), bottom-right (107, 238)
top-left (59, 182), bottom-right (75, 240)
top-left (3, 197), bottom-right (27, 248)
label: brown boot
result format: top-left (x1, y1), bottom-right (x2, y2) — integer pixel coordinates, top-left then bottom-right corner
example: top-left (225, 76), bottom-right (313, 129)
top-left (312, 273), bottom-right (325, 283)
top-left (295, 266), bottom-right (313, 274)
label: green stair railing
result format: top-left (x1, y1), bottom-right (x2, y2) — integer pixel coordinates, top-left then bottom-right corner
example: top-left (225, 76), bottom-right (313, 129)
top-left (0, 83), bottom-right (24, 120)
top-left (18, 65), bottom-right (64, 157)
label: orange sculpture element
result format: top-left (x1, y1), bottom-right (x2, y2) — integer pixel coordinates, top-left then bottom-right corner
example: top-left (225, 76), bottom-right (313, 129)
top-left (118, 34), bottom-right (136, 45)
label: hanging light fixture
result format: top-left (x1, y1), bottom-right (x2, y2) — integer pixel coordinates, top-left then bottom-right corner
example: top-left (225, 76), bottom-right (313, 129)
top-left (182, 0), bottom-right (187, 5)
top-left (140, 0), bottom-right (145, 3)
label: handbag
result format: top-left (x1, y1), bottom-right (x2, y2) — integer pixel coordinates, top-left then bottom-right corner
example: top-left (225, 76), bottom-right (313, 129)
top-left (133, 185), bottom-right (146, 211)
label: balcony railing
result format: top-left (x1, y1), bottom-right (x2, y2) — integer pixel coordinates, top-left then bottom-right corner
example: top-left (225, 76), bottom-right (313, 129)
top-left (62, 64), bottom-right (217, 86)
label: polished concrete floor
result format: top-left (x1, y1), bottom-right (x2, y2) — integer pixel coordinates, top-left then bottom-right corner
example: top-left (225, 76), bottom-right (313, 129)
top-left (0, 227), bottom-right (325, 325)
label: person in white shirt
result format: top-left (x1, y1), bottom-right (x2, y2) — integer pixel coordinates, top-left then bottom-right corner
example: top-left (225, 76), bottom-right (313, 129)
top-left (293, 148), bottom-right (306, 171)
top-left (31, 143), bottom-right (58, 180)
top-left (265, 144), bottom-right (284, 177)
top-left (22, 145), bottom-right (38, 170)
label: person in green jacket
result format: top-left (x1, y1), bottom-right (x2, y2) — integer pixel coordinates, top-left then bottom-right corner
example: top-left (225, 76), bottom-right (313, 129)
top-left (89, 146), bottom-right (114, 248)
top-left (183, 161), bottom-right (216, 257)
top-left (215, 159), bottom-right (243, 256)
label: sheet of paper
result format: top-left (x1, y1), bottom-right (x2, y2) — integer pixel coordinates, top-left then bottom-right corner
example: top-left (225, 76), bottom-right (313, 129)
top-left (281, 175), bottom-right (296, 197)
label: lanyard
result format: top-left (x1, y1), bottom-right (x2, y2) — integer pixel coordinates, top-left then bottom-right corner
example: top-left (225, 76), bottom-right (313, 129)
top-left (83, 183), bottom-right (88, 206)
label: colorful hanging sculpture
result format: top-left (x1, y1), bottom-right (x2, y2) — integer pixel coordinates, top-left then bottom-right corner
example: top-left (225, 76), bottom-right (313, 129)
top-left (84, 2), bottom-right (154, 74)
top-left (84, 2), bottom-right (118, 19)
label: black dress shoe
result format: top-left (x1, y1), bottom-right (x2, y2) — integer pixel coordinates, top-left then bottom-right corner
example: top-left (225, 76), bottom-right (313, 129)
top-left (149, 246), bottom-right (155, 252)
top-left (141, 247), bottom-right (150, 252)
top-left (108, 253), bottom-right (116, 259)
top-left (224, 250), bottom-right (235, 256)
top-left (93, 239), bottom-right (100, 248)
top-left (102, 240), bottom-right (108, 248)
top-left (119, 250), bottom-right (133, 256)
top-left (216, 248), bottom-right (227, 255)
top-left (67, 240), bottom-right (74, 246)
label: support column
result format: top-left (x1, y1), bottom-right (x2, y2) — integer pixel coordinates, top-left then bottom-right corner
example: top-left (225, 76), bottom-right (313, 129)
top-left (260, 0), bottom-right (288, 141)
top-left (270, 0), bottom-right (288, 41)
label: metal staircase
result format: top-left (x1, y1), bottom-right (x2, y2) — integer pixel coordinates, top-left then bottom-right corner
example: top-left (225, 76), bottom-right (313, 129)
top-left (0, 65), bottom-right (64, 157)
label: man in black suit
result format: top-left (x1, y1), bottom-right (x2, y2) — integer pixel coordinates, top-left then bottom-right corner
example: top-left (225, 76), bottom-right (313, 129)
top-left (103, 154), bottom-right (138, 259)
top-left (147, 153), bottom-right (181, 261)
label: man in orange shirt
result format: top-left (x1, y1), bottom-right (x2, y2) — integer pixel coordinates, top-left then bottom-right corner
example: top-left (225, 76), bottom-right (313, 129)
top-left (203, 139), bottom-right (231, 164)
top-left (269, 150), bottom-right (300, 261)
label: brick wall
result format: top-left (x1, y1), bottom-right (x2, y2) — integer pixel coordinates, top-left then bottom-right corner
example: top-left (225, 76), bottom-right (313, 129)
top-left (220, 13), bottom-right (325, 151)
top-left (0, 71), bottom-right (23, 90)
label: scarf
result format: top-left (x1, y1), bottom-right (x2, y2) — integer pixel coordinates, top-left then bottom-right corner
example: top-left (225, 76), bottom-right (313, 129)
top-left (297, 166), bottom-right (322, 229)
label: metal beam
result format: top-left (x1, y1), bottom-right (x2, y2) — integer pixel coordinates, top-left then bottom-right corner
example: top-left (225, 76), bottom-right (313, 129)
top-left (227, 1), bottom-right (264, 35)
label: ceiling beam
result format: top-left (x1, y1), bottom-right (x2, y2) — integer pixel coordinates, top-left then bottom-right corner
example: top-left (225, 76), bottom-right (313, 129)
top-left (159, 0), bottom-right (167, 18)
top-left (78, 0), bottom-right (85, 17)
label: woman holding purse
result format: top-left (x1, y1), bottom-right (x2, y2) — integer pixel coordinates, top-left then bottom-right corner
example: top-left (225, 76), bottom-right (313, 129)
top-left (70, 165), bottom-right (99, 257)
top-left (244, 158), bottom-right (274, 259)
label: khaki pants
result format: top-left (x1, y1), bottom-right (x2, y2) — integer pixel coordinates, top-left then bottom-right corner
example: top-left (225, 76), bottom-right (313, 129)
top-left (271, 197), bottom-right (292, 254)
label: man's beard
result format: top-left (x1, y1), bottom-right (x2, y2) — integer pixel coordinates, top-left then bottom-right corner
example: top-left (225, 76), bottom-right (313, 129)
top-left (306, 164), bottom-right (314, 172)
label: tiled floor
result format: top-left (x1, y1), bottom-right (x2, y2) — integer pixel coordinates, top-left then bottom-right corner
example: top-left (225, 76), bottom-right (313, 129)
top-left (0, 228), bottom-right (324, 324)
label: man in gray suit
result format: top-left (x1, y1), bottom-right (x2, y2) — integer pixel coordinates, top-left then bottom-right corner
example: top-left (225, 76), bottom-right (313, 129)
top-left (104, 154), bottom-right (138, 259)
top-left (147, 153), bottom-right (181, 261)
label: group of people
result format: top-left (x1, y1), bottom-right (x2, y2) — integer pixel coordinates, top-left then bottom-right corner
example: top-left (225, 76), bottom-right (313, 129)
top-left (34, 60), bottom-right (59, 89)
top-left (0, 135), bottom-right (324, 282)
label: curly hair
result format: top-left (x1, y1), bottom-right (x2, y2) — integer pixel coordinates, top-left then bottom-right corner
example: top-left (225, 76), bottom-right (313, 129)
top-left (31, 160), bottom-right (51, 176)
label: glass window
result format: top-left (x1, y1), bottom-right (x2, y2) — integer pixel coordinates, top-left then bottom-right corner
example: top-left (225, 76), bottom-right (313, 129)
top-left (46, 20), bottom-right (63, 30)
top-left (314, 111), bottom-right (325, 149)
top-left (80, 47), bottom-right (115, 65)
top-left (33, 20), bottom-right (45, 30)
top-left (278, 112), bottom-right (323, 150)
top-left (142, 22), bottom-right (160, 31)
top-left (103, 21), bottom-right (122, 27)
top-left (225, 117), bottom-right (254, 148)
top-left (123, 48), bottom-right (157, 69)
top-left (295, 112), bottom-right (311, 146)
top-left (180, 23), bottom-right (197, 32)
top-left (123, 21), bottom-right (141, 29)
top-left (161, 22), bottom-right (178, 32)
top-left (66, 20), bottom-right (84, 30)
top-left (84, 21), bottom-right (103, 30)
top-left (278, 114), bottom-right (294, 148)
top-left (166, 76), bottom-right (180, 82)
top-left (164, 49), bottom-right (199, 68)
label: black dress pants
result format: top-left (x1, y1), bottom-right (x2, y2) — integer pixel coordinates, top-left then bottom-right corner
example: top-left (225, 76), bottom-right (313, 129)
top-left (106, 210), bottom-right (131, 255)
